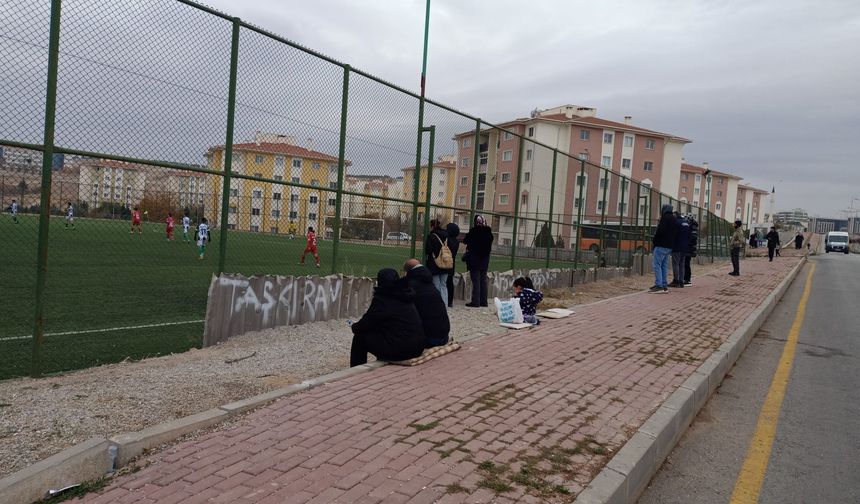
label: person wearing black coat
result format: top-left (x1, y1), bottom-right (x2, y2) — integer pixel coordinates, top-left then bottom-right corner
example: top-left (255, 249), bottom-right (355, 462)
top-left (670, 213), bottom-right (690, 288)
top-left (349, 268), bottom-right (426, 366)
top-left (462, 214), bottom-right (494, 307)
top-left (424, 220), bottom-right (451, 302)
top-left (404, 259), bottom-right (450, 348)
top-left (684, 216), bottom-right (698, 285)
top-left (649, 204), bottom-right (678, 293)
top-left (444, 222), bottom-right (461, 307)
top-left (766, 227), bottom-right (780, 261)
top-left (794, 232), bottom-right (804, 249)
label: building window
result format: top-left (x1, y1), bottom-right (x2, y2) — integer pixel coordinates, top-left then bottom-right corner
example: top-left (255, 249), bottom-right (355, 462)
top-left (253, 172), bottom-right (262, 178)
top-left (289, 211), bottom-right (297, 219)
top-left (310, 179), bottom-right (319, 187)
top-left (290, 194), bottom-right (299, 202)
top-left (502, 150), bottom-right (513, 161)
top-left (602, 156), bottom-right (611, 167)
top-left (644, 161), bottom-right (653, 171)
top-left (622, 158), bottom-right (631, 169)
top-left (460, 176), bottom-right (468, 186)
top-left (681, 187), bottom-right (687, 194)
top-left (438, 179), bottom-right (444, 187)
top-left (437, 191), bottom-right (444, 198)
top-left (574, 198), bottom-right (582, 208)
top-left (270, 227), bottom-right (279, 233)
top-left (228, 206), bottom-right (237, 214)
top-left (524, 172), bottom-right (530, 183)
top-left (526, 149), bottom-right (533, 161)
top-left (624, 136), bottom-right (633, 147)
top-left (309, 196), bottom-right (318, 204)
top-left (463, 138), bottom-right (472, 148)
top-left (291, 177), bottom-right (300, 184)
top-left (580, 129), bottom-right (590, 140)
top-left (458, 196), bottom-right (466, 205)
top-left (645, 139), bottom-right (656, 150)
top-left (502, 238), bottom-right (512, 246)
top-left (527, 126), bottom-right (535, 137)
top-left (521, 194), bottom-right (528, 205)
top-left (311, 162), bottom-right (320, 170)
top-left (252, 190), bottom-right (263, 198)
top-left (683, 173), bottom-right (689, 180)
top-left (576, 174), bottom-right (586, 186)
top-left (618, 202), bottom-right (627, 213)
top-left (250, 225), bottom-right (259, 232)
top-left (329, 182), bottom-right (337, 189)
top-left (718, 177), bottom-right (724, 185)
top-left (328, 198), bottom-right (336, 206)
top-left (273, 175), bottom-right (283, 181)
top-left (694, 188), bottom-right (700, 196)
top-left (603, 133), bottom-right (613, 144)
top-left (695, 174), bottom-right (701, 182)
top-left (597, 201), bottom-right (604, 211)
top-left (717, 191), bottom-right (723, 197)
top-left (308, 212), bottom-right (317, 220)
top-left (461, 157), bottom-right (469, 167)
top-left (501, 172), bottom-right (511, 183)
top-left (716, 202), bottom-right (722, 211)
top-left (229, 189), bottom-right (238, 197)
top-left (503, 131), bottom-right (513, 140)
top-left (271, 209), bottom-right (280, 218)
top-left (273, 192), bottom-right (282, 200)
top-left (255, 155), bottom-right (263, 164)
top-left (499, 194), bottom-right (509, 204)
top-left (251, 208), bottom-right (261, 216)
top-left (504, 216), bottom-right (513, 226)
top-left (292, 159), bottom-right (302, 168)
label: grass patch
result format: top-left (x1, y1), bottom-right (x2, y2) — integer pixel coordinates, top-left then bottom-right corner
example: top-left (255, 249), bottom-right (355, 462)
top-left (409, 420), bottom-right (440, 432)
top-left (445, 483), bottom-right (470, 494)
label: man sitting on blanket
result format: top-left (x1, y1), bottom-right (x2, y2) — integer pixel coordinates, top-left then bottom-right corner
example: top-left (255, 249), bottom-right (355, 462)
top-left (404, 258), bottom-right (451, 348)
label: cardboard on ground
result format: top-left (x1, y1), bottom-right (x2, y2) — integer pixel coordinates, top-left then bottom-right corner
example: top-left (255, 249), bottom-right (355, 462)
top-left (499, 322), bottom-right (533, 330)
top-left (536, 308), bottom-right (575, 319)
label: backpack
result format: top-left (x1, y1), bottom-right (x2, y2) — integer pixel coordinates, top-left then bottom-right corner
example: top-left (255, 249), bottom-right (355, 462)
top-left (433, 233), bottom-right (454, 270)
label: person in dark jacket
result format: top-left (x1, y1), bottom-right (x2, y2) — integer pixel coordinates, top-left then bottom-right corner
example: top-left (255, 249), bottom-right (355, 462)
top-left (794, 232), bottom-right (804, 249)
top-left (349, 268), bottom-right (425, 366)
top-left (404, 259), bottom-right (450, 348)
top-left (670, 213), bottom-right (690, 288)
top-left (463, 214), bottom-right (494, 307)
top-left (650, 204), bottom-right (678, 293)
top-left (424, 219), bottom-right (451, 303)
top-left (766, 227), bottom-right (780, 261)
top-left (749, 233), bottom-right (758, 248)
top-left (684, 215), bottom-right (699, 285)
top-left (445, 222), bottom-right (461, 307)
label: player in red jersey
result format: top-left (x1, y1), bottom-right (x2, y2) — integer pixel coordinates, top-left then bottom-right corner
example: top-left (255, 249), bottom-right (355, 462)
top-left (299, 226), bottom-right (320, 268)
top-left (165, 212), bottom-right (175, 241)
top-left (130, 207), bottom-right (142, 236)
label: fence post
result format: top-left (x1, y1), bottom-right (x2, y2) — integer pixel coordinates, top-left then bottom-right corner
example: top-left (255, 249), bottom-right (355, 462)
top-left (510, 136), bottom-right (524, 270)
top-left (31, 0), bottom-right (63, 378)
top-left (469, 119), bottom-right (480, 225)
top-left (617, 177), bottom-right (627, 267)
top-left (573, 159), bottom-right (586, 270)
top-left (422, 126), bottom-right (436, 242)
top-left (598, 167), bottom-right (609, 267)
top-left (217, 18), bottom-right (240, 275)
top-left (330, 65), bottom-right (350, 274)
top-left (545, 150), bottom-right (557, 269)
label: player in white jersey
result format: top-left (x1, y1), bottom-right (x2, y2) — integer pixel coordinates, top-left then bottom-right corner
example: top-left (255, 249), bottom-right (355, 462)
top-left (65, 202), bottom-right (76, 229)
top-left (182, 212), bottom-right (191, 243)
top-left (195, 217), bottom-right (209, 259)
top-left (9, 199), bottom-right (19, 224)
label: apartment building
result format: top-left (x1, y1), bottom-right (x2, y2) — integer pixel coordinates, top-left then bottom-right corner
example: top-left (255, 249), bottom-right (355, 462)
top-left (736, 184), bottom-right (769, 227)
top-left (342, 175), bottom-right (403, 219)
top-left (402, 155), bottom-right (457, 224)
top-left (677, 162), bottom-right (742, 219)
top-left (77, 159), bottom-right (148, 210)
top-left (453, 104), bottom-right (690, 247)
top-left (206, 132), bottom-right (349, 234)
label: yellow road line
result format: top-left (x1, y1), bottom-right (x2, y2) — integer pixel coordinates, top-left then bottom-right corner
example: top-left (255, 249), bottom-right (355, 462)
top-left (730, 262), bottom-right (816, 504)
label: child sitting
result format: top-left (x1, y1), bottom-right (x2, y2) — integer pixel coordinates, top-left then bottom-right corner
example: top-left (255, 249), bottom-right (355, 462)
top-left (513, 277), bottom-right (543, 325)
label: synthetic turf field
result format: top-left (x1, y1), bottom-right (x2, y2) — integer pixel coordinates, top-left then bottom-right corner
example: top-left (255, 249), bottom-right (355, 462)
top-left (1, 214), bottom-right (579, 380)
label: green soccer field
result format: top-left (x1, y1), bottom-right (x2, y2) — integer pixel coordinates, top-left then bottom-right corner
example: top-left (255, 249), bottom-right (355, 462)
top-left (0, 214), bottom-right (574, 380)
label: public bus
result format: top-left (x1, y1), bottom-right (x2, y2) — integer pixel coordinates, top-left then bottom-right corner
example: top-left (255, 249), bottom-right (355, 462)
top-left (577, 223), bottom-right (653, 254)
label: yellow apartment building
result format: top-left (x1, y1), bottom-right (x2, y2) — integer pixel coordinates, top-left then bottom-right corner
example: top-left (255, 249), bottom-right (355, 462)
top-left (401, 155), bottom-right (457, 224)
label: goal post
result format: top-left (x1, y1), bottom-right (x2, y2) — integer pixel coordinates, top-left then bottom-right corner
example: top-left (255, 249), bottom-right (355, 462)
top-left (324, 216), bottom-right (385, 245)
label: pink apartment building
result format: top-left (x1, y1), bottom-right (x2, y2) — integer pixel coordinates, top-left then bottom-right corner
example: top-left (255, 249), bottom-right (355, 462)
top-left (452, 105), bottom-right (690, 247)
top-left (677, 162), bottom-right (743, 220)
top-left (736, 184), bottom-right (769, 228)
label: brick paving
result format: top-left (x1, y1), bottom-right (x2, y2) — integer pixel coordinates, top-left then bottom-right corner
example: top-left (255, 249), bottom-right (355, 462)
top-left (76, 257), bottom-right (801, 504)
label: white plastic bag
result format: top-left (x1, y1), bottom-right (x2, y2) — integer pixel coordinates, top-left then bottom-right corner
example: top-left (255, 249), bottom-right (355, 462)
top-left (494, 297), bottom-right (524, 324)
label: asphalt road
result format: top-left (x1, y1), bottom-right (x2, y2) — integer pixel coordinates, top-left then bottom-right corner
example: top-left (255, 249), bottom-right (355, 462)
top-left (638, 252), bottom-right (860, 504)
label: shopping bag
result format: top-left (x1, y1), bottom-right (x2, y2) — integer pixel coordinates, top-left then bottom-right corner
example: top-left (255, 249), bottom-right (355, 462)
top-left (494, 297), bottom-right (524, 324)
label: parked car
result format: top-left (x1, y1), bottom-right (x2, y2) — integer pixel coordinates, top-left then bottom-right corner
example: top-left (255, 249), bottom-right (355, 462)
top-left (386, 231), bottom-right (411, 242)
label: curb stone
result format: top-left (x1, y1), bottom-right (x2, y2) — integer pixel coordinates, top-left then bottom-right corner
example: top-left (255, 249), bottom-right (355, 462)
top-left (574, 257), bottom-right (807, 504)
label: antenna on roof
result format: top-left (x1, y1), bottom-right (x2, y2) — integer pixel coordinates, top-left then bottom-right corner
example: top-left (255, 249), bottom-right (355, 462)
top-left (530, 108), bottom-right (541, 118)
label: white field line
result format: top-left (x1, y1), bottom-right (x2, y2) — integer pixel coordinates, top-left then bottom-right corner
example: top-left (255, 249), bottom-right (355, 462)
top-left (0, 319), bottom-right (205, 342)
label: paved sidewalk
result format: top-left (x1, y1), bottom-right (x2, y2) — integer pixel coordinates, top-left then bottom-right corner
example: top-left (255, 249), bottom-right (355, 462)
top-left (77, 257), bottom-right (800, 504)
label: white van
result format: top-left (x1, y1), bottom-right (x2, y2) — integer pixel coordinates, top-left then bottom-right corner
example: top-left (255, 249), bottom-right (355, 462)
top-left (824, 231), bottom-right (850, 254)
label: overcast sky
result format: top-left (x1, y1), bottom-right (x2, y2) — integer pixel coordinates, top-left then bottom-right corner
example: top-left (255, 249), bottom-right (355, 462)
top-left (206, 0), bottom-right (860, 218)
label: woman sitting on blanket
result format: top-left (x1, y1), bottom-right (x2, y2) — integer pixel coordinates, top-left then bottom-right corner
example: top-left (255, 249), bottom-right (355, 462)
top-left (513, 277), bottom-right (544, 325)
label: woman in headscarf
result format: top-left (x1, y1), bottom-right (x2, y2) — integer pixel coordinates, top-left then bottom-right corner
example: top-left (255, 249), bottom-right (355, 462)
top-left (462, 215), bottom-right (494, 307)
top-left (349, 268), bottom-right (425, 366)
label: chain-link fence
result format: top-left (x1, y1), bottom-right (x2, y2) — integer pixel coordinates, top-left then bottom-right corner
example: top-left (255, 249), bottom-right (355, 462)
top-left (1, 0), bottom-right (733, 379)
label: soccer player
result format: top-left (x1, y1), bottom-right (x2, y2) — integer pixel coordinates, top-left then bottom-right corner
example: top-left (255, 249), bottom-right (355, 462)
top-left (165, 212), bottom-right (175, 241)
top-left (195, 217), bottom-right (209, 259)
top-left (9, 199), bottom-right (18, 224)
top-left (65, 202), bottom-right (75, 229)
top-left (182, 212), bottom-right (191, 243)
top-left (300, 226), bottom-right (320, 268)
top-left (130, 207), bottom-right (142, 236)
top-left (288, 221), bottom-right (297, 240)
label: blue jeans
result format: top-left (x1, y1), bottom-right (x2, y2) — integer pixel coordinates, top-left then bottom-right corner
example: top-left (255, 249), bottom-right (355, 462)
top-left (432, 274), bottom-right (448, 305)
top-left (653, 247), bottom-right (672, 288)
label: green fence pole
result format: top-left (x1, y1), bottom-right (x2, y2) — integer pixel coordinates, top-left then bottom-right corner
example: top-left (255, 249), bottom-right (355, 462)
top-left (545, 150), bottom-right (557, 269)
top-left (422, 126), bottom-right (436, 242)
top-left (573, 159), bottom-right (586, 269)
top-left (30, 0), bottom-right (63, 378)
top-left (330, 65), bottom-right (350, 274)
top-left (217, 18), bottom-right (240, 275)
top-left (468, 119), bottom-right (480, 224)
top-left (598, 168), bottom-right (609, 267)
top-left (617, 177), bottom-right (627, 267)
top-left (410, 138), bottom-right (424, 258)
top-left (510, 137), bottom-right (524, 270)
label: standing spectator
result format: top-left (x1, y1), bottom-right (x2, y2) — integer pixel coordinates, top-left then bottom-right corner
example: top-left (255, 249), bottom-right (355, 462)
top-left (729, 220), bottom-right (744, 276)
top-left (445, 222), bottom-right (461, 308)
top-left (794, 232), bottom-right (804, 250)
top-left (463, 215), bottom-right (494, 307)
top-left (766, 227), bottom-right (780, 262)
top-left (349, 268), bottom-right (425, 366)
top-left (670, 213), bottom-right (690, 288)
top-left (404, 259), bottom-right (450, 348)
top-left (649, 204), bottom-right (678, 293)
top-left (684, 215), bottom-right (699, 285)
top-left (748, 232), bottom-right (757, 248)
top-left (424, 219), bottom-right (451, 303)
